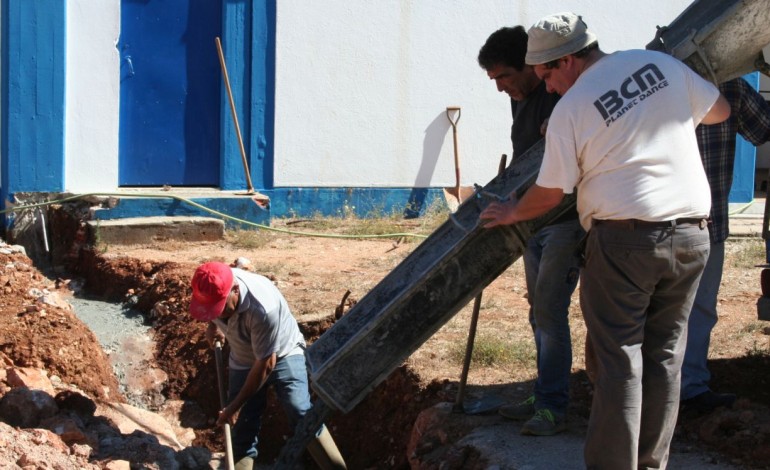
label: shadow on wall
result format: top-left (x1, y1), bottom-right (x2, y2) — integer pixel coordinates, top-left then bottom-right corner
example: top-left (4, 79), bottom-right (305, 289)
top-left (404, 112), bottom-right (450, 218)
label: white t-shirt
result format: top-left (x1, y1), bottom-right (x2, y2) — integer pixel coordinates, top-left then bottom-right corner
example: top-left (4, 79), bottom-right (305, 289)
top-left (536, 50), bottom-right (719, 230)
top-left (213, 269), bottom-right (305, 370)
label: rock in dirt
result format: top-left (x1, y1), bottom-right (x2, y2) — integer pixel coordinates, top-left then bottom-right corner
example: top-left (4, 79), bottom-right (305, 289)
top-left (0, 386), bottom-right (58, 428)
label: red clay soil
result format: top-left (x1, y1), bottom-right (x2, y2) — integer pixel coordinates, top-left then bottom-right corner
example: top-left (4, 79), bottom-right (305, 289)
top-left (0, 249), bottom-right (121, 403)
top-left (3, 212), bottom-right (770, 468)
top-left (70, 248), bottom-right (447, 468)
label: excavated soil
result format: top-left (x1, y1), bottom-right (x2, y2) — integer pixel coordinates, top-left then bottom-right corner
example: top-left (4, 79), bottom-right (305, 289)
top-left (55, 249), bottom-right (446, 468)
top-left (1, 210), bottom-right (770, 468)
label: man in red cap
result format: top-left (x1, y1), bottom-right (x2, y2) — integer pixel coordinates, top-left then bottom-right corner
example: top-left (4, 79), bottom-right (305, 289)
top-left (190, 261), bottom-right (345, 470)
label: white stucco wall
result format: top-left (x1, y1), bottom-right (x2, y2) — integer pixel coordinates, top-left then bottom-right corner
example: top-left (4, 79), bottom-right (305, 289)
top-left (274, 0), bottom-right (693, 188)
top-left (65, 1), bottom-right (121, 192)
top-left (62, 1), bottom-right (694, 192)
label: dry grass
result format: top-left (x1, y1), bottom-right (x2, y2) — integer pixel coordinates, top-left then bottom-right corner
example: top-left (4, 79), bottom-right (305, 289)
top-left (113, 215), bottom-right (770, 392)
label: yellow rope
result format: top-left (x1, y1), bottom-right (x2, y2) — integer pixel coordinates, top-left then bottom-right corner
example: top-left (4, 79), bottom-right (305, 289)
top-left (1, 192), bottom-right (430, 240)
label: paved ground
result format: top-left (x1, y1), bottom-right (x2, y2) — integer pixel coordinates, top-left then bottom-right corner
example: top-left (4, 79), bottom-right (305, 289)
top-left (463, 419), bottom-right (740, 469)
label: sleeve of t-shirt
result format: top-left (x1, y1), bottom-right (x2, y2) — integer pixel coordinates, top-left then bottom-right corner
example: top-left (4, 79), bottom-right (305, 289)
top-left (681, 60), bottom-right (721, 125)
top-left (248, 303), bottom-right (280, 361)
top-left (535, 110), bottom-right (579, 194)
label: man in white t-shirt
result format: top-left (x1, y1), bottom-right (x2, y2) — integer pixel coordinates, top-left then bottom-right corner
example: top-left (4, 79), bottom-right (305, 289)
top-left (189, 261), bottom-right (346, 470)
top-left (479, 12), bottom-right (730, 469)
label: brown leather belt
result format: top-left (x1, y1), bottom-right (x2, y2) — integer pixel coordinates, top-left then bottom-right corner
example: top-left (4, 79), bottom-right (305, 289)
top-left (593, 218), bottom-right (708, 229)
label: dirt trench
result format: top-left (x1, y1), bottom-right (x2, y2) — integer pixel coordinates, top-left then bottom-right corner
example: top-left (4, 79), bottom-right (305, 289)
top-left (0, 203), bottom-right (454, 468)
top-left (8, 204), bottom-right (770, 468)
top-left (62, 246), bottom-right (446, 468)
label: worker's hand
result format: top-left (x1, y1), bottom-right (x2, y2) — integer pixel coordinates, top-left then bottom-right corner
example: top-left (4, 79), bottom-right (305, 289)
top-left (479, 197), bottom-right (519, 229)
top-left (205, 322), bottom-right (225, 348)
top-left (216, 405), bottom-right (237, 427)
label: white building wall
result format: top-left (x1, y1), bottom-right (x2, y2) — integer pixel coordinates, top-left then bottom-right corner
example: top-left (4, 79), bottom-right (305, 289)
top-left (274, 1), bottom-right (693, 188)
top-left (65, 0), bottom-right (121, 192)
top-left (62, 1), bottom-right (692, 192)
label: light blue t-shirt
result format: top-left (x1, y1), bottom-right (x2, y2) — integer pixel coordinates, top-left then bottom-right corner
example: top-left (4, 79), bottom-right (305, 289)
top-left (213, 268), bottom-right (305, 370)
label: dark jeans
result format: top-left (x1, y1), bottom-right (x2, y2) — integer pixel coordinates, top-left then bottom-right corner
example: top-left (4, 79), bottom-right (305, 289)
top-left (228, 353), bottom-right (311, 460)
top-left (681, 241), bottom-right (724, 400)
top-left (523, 218), bottom-right (584, 414)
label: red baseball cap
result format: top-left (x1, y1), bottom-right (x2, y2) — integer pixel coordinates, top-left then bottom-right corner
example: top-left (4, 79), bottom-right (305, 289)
top-left (190, 262), bottom-right (234, 321)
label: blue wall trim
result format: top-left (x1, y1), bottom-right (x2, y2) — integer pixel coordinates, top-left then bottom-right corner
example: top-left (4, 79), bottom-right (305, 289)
top-left (1, 0), bottom-right (66, 201)
top-left (220, 0), bottom-right (275, 191)
top-left (221, 1), bottom-right (252, 191)
top-left (728, 72), bottom-right (760, 203)
top-left (1, 0), bottom-right (9, 210)
top-left (250, 0), bottom-right (276, 189)
top-left (91, 188), bottom-right (449, 228)
top-left (93, 196), bottom-right (271, 230)
top-left (266, 187), bottom-right (448, 219)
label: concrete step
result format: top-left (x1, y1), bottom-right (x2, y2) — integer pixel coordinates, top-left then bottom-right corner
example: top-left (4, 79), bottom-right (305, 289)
top-left (86, 216), bottom-right (224, 245)
top-left (88, 188), bottom-right (271, 230)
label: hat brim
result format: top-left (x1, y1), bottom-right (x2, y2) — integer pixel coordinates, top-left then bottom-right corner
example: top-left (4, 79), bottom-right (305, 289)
top-left (189, 294), bottom-right (228, 322)
top-left (525, 32), bottom-right (597, 65)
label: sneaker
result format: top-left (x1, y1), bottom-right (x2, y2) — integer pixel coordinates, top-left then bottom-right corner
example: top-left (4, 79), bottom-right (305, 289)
top-left (681, 390), bottom-right (737, 414)
top-left (498, 395), bottom-right (535, 420)
top-left (521, 409), bottom-right (567, 436)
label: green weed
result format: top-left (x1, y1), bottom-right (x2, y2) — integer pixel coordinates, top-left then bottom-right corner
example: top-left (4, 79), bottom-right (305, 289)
top-left (729, 239), bottom-right (766, 269)
top-left (449, 333), bottom-right (535, 368)
top-left (740, 322), bottom-right (765, 335)
top-left (747, 339), bottom-right (770, 358)
top-left (272, 200), bottom-right (450, 241)
top-left (225, 228), bottom-right (274, 250)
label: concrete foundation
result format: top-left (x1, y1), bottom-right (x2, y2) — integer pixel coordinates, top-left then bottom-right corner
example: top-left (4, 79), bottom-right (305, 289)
top-left (86, 216), bottom-right (224, 245)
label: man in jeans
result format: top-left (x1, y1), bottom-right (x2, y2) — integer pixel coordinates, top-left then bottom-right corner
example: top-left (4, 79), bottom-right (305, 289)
top-left (478, 26), bottom-right (584, 436)
top-left (681, 77), bottom-right (770, 413)
top-left (480, 12), bottom-right (730, 468)
top-left (189, 261), bottom-right (346, 470)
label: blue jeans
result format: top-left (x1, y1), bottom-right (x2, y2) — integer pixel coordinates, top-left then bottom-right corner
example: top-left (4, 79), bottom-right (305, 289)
top-left (681, 241), bottom-right (724, 400)
top-left (522, 218), bottom-right (584, 415)
top-left (228, 354), bottom-right (311, 460)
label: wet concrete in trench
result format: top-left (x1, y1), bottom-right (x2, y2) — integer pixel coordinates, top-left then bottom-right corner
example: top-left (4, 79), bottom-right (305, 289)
top-left (69, 296), bottom-right (168, 410)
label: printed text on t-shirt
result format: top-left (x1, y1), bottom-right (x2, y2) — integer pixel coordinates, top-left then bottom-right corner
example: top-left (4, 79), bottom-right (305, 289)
top-left (593, 63), bottom-right (668, 127)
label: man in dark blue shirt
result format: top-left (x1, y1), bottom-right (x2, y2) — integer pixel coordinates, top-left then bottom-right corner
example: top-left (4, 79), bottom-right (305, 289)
top-left (477, 26), bottom-right (584, 436)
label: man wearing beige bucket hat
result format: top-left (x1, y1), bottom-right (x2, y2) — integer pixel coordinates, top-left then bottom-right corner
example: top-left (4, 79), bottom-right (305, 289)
top-left (479, 12), bottom-right (731, 469)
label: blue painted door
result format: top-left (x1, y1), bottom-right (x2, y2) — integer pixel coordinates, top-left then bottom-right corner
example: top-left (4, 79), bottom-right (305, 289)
top-left (119, 0), bottom-right (222, 186)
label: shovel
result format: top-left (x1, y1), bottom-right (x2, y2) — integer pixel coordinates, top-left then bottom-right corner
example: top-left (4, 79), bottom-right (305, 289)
top-left (215, 37), bottom-right (255, 196)
top-left (443, 107), bottom-right (466, 210)
top-left (452, 154), bottom-right (508, 415)
top-left (214, 341), bottom-right (236, 470)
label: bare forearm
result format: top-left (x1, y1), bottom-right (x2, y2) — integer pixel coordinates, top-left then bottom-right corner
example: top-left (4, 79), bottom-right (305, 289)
top-left (220, 354), bottom-right (276, 422)
top-left (701, 93), bottom-right (731, 125)
top-left (481, 184), bottom-right (564, 228)
top-left (513, 185), bottom-right (564, 220)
